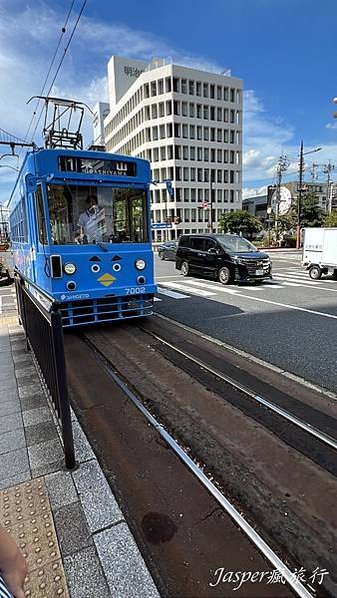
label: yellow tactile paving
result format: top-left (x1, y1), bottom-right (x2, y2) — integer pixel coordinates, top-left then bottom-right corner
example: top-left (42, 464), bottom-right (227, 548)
top-left (0, 315), bottom-right (19, 324)
top-left (0, 479), bottom-right (69, 598)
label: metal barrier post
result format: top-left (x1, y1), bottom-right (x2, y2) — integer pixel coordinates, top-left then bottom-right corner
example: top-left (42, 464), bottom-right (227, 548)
top-left (50, 309), bottom-right (76, 469)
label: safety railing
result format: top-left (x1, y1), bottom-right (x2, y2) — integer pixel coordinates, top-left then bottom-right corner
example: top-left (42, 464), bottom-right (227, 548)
top-left (15, 272), bottom-right (75, 469)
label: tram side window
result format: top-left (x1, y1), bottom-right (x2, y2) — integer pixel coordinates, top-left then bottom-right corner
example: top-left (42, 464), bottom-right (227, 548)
top-left (10, 197), bottom-right (28, 243)
top-left (113, 190), bottom-right (148, 243)
top-left (35, 185), bottom-right (47, 245)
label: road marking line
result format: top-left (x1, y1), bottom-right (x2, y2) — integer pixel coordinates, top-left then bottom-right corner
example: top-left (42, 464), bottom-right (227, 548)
top-left (181, 280), bottom-right (240, 294)
top-left (273, 275), bottom-right (337, 292)
top-left (154, 297), bottom-right (162, 302)
top-left (157, 287), bottom-right (190, 299)
top-left (277, 281), bottom-right (303, 287)
top-left (159, 281), bottom-right (216, 297)
top-left (225, 292), bottom-right (337, 320)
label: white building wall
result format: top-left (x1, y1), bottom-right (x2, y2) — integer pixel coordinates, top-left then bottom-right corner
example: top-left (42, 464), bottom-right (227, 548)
top-left (103, 57), bottom-right (243, 241)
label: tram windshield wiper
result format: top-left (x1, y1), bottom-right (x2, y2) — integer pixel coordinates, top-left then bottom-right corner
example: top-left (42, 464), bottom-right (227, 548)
top-left (81, 226), bottom-right (108, 252)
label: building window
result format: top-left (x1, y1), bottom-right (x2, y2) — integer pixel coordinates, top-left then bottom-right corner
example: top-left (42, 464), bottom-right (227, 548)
top-left (189, 80), bottom-right (194, 95)
top-left (217, 129), bottom-right (222, 142)
top-left (151, 104), bottom-right (158, 119)
top-left (196, 104), bottom-right (202, 118)
top-left (230, 88), bottom-right (235, 102)
top-left (160, 146), bottom-right (166, 160)
top-left (167, 123), bottom-right (173, 137)
top-left (197, 126), bottom-right (202, 140)
top-left (197, 168), bottom-right (203, 182)
top-left (151, 81), bottom-right (157, 96)
top-left (210, 106), bottom-right (215, 121)
top-left (223, 109), bottom-right (228, 122)
top-left (175, 145), bottom-right (182, 159)
top-left (189, 103), bottom-right (195, 117)
top-left (183, 145), bottom-right (188, 160)
top-left (196, 81), bottom-right (201, 96)
top-left (165, 77), bottom-right (171, 93)
top-left (182, 102), bottom-right (188, 117)
top-left (190, 167), bottom-right (196, 182)
top-left (183, 167), bottom-right (189, 181)
top-left (174, 123), bottom-right (181, 138)
top-left (203, 82), bottom-right (209, 98)
top-left (167, 145), bottom-right (173, 159)
top-left (217, 170), bottom-right (222, 183)
top-left (197, 147), bottom-right (202, 161)
top-left (224, 87), bottom-right (229, 101)
top-left (152, 126), bottom-right (158, 140)
top-left (217, 85), bottom-right (222, 100)
top-left (175, 166), bottom-right (181, 181)
top-left (210, 84), bottom-right (215, 99)
top-left (204, 148), bottom-right (209, 162)
top-left (184, 188), bottom-right (189, 201)
top-left (190, 125), bottom-right (195, 139)
top-left (230, 109), bottom-right (235, 123)
top-left (190, 146), bottom-right (195, 160)
top-left (159, 125), bottom-right (165, 139)
top-left (181, 79), bottom-right (187, 94)
top-left (159, 102), bottom-right (165, 117)
top-left (203, 105), bottom-right (209, 120)
top-left (230, 130), bottom-right (235, 144)
top-left (174, 100), bottom-right (180, 115)
top-left (204, 169), bottom-right (209, 182)
top-left (158, 79), bottom-right (164, 94)
top-left (153, 148), bottom-right (159, 162)
top-left (204, 127), bottom-right (209, 141)
top-left (173, 77), bottom-right (179, 92)
top-left (217, 107), bottom-right (222, 121)
top-left (217, 149), bottom-right (222, 162)
top-left (182, 124), bottom-right (188, 138)
top-left (224, 129), bottom-right (229, 143)
top-left (144, 84), bottom-right (150, 98)
top-left (191, 188), bottom-right (196, 202)
top-left (166, 100), bottom-right (172, 116)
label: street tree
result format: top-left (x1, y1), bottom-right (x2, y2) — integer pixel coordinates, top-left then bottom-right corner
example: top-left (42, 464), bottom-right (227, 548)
top-left (295, 192), bottom-right (324, 228)
top-left (323, 209), bottom-right (337, 227)
top-left (219, 210), bottom-right (263, 238)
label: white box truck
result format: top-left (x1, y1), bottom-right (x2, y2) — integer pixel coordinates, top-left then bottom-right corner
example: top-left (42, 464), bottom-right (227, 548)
top-left (302, 228), bottom-right (337, 280)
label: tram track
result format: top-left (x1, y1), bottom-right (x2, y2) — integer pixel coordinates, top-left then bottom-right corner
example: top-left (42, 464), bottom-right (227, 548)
top-left (64, 322), bottom-right (337, 597)
top-left (82, 333), bottom-right (310, 598)
top-left (138, 318), bottom-right (337, 455)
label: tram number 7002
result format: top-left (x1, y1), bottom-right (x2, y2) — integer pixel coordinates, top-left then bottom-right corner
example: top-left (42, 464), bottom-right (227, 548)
top-left (125, 286), bottom-right (146, 295)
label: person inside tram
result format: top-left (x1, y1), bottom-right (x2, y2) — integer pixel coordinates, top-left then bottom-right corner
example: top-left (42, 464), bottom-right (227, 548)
top-left (76, 195), bottom-right (100, 243)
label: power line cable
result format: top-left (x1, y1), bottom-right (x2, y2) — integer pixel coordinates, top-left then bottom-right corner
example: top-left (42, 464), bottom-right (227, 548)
top-left (30, 0), bottom-right (88, 145)
top-left (22, 0), bottom-right (76, 145)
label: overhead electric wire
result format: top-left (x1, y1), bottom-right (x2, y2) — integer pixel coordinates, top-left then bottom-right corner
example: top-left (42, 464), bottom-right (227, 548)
top-left (0, 127), bottom-right (27, 144)
top-left (22, 0), bottom-right (76, 146)
top-left (30, 0), bottom-right (88, 145)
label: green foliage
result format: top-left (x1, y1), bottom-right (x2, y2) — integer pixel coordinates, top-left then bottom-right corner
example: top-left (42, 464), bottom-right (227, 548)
top-left (323, 209), bottom-right (337, 227)
top-left (219, 210), bottom-right (263, 238)
top-left (289, 192), bottom-right (324, 228)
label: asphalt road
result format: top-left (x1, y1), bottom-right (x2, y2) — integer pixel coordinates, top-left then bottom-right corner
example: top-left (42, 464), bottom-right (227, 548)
top-left (154, 250), bottom-right (337, 394)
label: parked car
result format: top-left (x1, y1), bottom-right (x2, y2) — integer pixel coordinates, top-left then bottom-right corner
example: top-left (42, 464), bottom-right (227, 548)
top-left (175, 234), bottom-right (272, 285)
top-left (158, 241), bottom-right (178, 261)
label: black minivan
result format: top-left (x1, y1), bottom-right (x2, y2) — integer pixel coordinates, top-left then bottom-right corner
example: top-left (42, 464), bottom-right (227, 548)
top-left (175, 234), bottom-right (272, 285)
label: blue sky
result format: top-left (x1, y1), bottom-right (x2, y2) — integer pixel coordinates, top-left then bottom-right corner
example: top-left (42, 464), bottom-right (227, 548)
top-left (1, 0), bottom-right (337, 204)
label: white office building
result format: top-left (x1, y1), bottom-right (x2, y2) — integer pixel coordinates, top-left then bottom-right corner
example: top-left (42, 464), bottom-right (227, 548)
top-left (101, 56), bottom-right (243, 241)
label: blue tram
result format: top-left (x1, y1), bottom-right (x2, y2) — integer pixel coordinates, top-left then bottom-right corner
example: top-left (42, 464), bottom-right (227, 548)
top-left (9, 148), bottom-right (156, 326)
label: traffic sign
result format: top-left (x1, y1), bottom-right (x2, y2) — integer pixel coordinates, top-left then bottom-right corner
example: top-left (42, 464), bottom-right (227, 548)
top-left (151, 223), bottom-right (172, 229)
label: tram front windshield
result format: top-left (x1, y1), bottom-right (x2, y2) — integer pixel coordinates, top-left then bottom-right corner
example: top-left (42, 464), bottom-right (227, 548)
top-left (46, 184), bottom-right (148, 245)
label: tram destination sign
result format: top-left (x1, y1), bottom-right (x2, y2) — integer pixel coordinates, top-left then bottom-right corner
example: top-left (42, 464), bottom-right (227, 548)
top-left (58, 156), bottom-right (137, 177)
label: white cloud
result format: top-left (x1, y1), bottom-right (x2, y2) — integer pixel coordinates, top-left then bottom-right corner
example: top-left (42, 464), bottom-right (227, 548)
top-left (326, 122), bottom-right (337, 129)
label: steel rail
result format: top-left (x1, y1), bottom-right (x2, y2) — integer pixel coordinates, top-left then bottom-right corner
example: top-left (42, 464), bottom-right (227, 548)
top-left (84, 334), bottom-right (313, 598)
top-left (142, 327), bottom-right (337, 453)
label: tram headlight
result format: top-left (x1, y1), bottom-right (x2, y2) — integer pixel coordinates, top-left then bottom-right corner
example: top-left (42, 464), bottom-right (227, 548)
top-left (64, 262), bottom-right (77, 275)
top-left (135, 259), bottom-right (146, 271)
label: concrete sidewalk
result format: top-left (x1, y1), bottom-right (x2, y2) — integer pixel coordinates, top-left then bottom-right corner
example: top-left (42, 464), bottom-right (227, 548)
top-left (0, 315), bottom-right (160, 598)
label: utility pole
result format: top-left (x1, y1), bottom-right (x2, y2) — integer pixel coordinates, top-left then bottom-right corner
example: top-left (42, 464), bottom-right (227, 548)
top-left (296, 141), bottom-right (305, 249)
top-left (322, 160), bottom-right (335, 213)
top-left (274, 154), bottom-right (289, 243)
